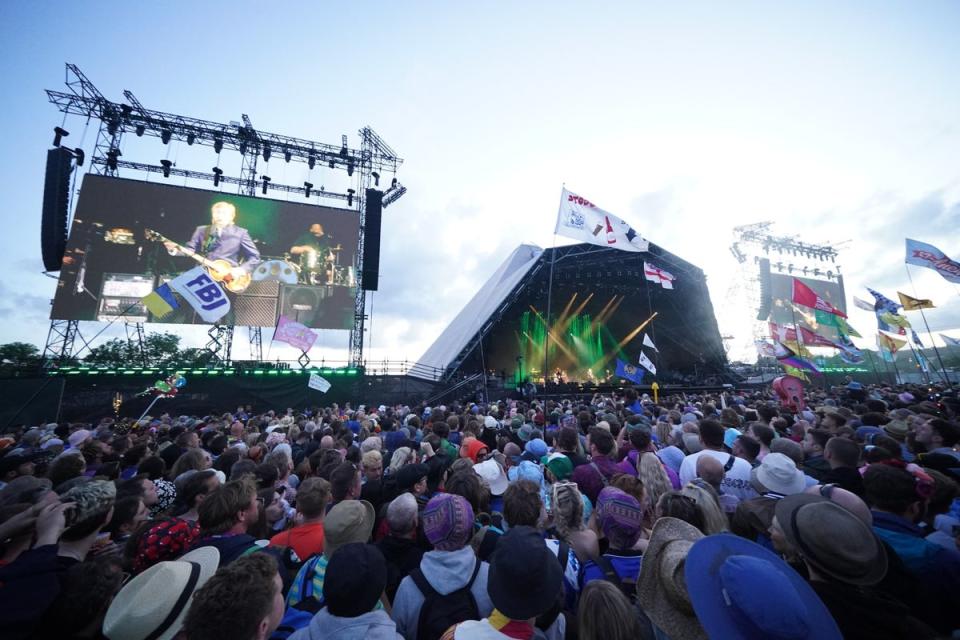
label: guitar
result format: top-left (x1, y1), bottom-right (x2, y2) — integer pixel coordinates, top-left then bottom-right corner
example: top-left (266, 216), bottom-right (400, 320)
top-left (145, 228), bottom-right (252, 293)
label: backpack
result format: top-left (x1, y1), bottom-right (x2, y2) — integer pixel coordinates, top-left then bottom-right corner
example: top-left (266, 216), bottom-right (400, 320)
top-left (269, 555), bottom-right (325, 640)
top-left (535, 541), bottom-right (571, 631)
top-left (409, 559), bottom-right (482, 640)
top-left (595, 555), bottom-right (637, 602)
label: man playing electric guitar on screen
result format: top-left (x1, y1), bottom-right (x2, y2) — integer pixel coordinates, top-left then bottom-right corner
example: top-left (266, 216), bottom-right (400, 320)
top-left (162, 201), bottom-right (260, 292)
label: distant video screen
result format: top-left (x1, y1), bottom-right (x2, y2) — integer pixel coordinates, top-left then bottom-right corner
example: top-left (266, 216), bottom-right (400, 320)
top-left (769, 273), bottom-right (847, 339)
top-left (51, 175), bottom-right (359, 329)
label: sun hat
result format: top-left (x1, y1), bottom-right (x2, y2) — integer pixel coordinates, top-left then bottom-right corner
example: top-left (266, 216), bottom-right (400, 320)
top-left (422, 493), bottom-right (474, 551)
top-left (483, 416), bottom-right (498, 431)
top-left (473, 459), bottom-right (509, 496)
top-left (323, 500), bottom-right (375, 558)
top-left (517, 424), bottom-right (535, 442)
top-left (882, 419), bottom-right (909, 440)
top-left (685, 533), bottom-right (842, 639)
top-left (595, 487), bottom-right (644, 549)
top-left (323, 542), bottom-right (388, 617)
top-left (637, 517), bottom-right (707, 640)
top-left (486, 525), bottom-right (563, 620)
top-left (775, 494), bottom-right (887, 586)
top-left (103, 546), bottom-right (219, 640)
top-left (524, 438), bottom-right (548, 459)
top-left (657, 446), bottom-right (685, 473)
top-left (541, 452), bottom-right (574, 482)
top-left (751, 453), bottom-right (806, 495)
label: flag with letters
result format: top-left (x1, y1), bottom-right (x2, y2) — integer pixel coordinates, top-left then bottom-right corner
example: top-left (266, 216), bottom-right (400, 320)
top-left (555, 188), bottom-right (649, 252)
top-left (141, 283), bottom-right (179, 319)
top-left (905, 238), bottom-right (960, 284)
top-left (638, 351), bottom-right (657, 375)
top-left (897, 291), bottom-right (935, 311)
top-left (167, 267), bottom-right (231, 323)
top-left (615, 359), bottom-right (645, 384)
top-left (307, 373), bottom-right (331, 393)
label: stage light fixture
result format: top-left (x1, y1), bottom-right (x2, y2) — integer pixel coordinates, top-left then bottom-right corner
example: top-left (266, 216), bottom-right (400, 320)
top-left (340, 136), bottom-right (349, 158)
top-left (261, 175), bottom-right (271, 194)
top-left (106, 148), bottom-right (121, 170)
top-left (347, 161), bottom-right (354, 176)
top-left (371, 171), bottom-right (380, 186)
top-left (52, 127), bottom-right (69, 147)
top-left (263, 144), bottom-right (271, 162)
top-left (813, 268), bottom-right (822, 277)
top-left (328, 159), bottom-right (335, 169)
top-left (239, 142), bottom-right (247, 155)
top-left (304, 181), bottom-right (313, 198)
top-left (160, 129), bottom-right (172, 144)
top-left (135, 124), bottom-right (145, 137)
top-left (391, 177), bottom-right (398, 188)
top-left (213, 137), bottom-right (223, 153)
top-left (73, 148), bottom-right (85, 166)
top-left (212, 167), bottom-right (223, 186)
top-left (308, 154), bottom-right (316, 169)
top-left (787, 263), bottom-right (794, 274)
top-left (186, 133), bottom-right (196, 145)
top-left (160, 159), bottom-right (173, 178)
top-left (120, 104), bottom-right (133, 117)
top-left (347, 188), bottom-right (355, 207)
top-left (284, 149), bottom-right (292, 163)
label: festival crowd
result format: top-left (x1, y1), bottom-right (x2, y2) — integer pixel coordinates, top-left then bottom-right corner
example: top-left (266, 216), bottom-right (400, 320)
top-left (1, 381), bottom-right (959, 639)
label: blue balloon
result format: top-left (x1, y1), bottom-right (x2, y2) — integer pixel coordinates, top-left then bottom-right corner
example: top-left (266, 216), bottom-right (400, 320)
top-left (174, 376), bottom-right (187, 388)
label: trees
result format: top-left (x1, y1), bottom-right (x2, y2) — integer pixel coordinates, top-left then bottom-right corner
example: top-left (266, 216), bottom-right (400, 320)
top-left (85, 332), bottom-right (187, 368)
top-left (0, 342), bottom-right (40, 365)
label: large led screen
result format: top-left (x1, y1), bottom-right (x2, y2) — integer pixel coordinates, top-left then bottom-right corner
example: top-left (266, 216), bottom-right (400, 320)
top-left (769, 273), bottom-right (847, 339)
top-left (51, 175), bottom-right (359, 329)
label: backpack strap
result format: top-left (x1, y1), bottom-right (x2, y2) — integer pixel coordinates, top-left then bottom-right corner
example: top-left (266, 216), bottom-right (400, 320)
top-left (409, 566), bottom-right (437, 599)
top-left (590, 462), bottom-right (609, 487)
top-left (557, 540), bottom-right (570, 574)
top-left (723, 454), bottom-right (736, 472)
top-left (594, 554), bottom-right (619, 584)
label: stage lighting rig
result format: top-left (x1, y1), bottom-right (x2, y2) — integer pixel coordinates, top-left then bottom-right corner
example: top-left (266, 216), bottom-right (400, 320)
top-left (213, 136), bottom-right (223, 153)
top-left (106, 148), bottom-right (121, 170)
top-left (160, 159), bottom-right (173, 177)
top-left (347, 188), bottom-right (355, 207)
top-left (187, 133), bottom-right (196, 145)
top-left (371, 171), bottom-right (380, 186)
top-left (52, 126), bottom-right (69, 147)
top-left (212, 167), bottom-right (223, 186)
top-left (161, 129), bottom-right (172, 144)
top-left (381, 181), bottom-right (407, 208)
top-left (261, 175), bottom-right (271, 194)
top-left (304, 181), bottom-right (313, 198)
top-left (263, 144), bottom-right (271, 162)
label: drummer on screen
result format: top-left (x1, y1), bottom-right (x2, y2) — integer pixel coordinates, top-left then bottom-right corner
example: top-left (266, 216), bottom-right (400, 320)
top-left (290, 223), bottom-right (335, 285)
top-left (290, 223), bottom-right (332, 258)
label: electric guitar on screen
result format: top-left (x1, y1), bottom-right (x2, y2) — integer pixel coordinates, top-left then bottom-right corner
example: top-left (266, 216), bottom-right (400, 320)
top-left (145, 229), bottom-right (252, 293)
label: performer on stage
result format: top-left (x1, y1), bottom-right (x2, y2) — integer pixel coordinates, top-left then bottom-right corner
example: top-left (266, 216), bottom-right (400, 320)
top-left (290, 223), bottom-right (335, 285)
top-left (289, 223), bottom-right (331, 258)
top-left (164, 201), bottom-right (261, 278)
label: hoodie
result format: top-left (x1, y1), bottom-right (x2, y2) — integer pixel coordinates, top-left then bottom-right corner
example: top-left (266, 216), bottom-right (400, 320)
top-left (290, 609), bottom-right (402, 640)
top-left (392, 547), bottom-right (493, 640)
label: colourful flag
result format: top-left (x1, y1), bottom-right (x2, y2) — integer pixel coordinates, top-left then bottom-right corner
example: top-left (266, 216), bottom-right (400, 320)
top-left (755, 340), bottom-right (777, 358)
top-left (638, 351), bottom-right (657, 375)
top-left (769, 322), bottom-right (797, 343)
top-left (840, 349), bottom-right (865, 365)
top-left (141, 283), bottom-right (179, 318)
top-left (911, 330), bottom-right (924, 348)
top-left (644, 262), bottom-right (675, 289)
top-left (615, 359), bottom-right (645, 384)
top-left (905, 238), bottom-right (960, 284)
top-left (867, 288), bottom-right (901, 314)
top-left (776, 342), bottom-right (820, 372)
top-left (942, 334), bottom-right (960, 347)
top-left (792, 279), bottom-right (847, 318)
top-left (878, 332), bottom-right (907, 355)
top-left (914, 348), bottom-right (930, 373)
top-left (853, 297), bottom-right (876, 312)
top-left (799, 326), bottom-right (841, 349)
top-left (877, 335), bottom-right (895, 362)
top-left (880, 312), bottom-right (911, 330)
top-left (897, 291), bottom-right (935, 311)
top-left (837, 318), bottom-right (861, 338)
top-left (274, 315), bottom-right (318, 352)
top-left (781, 365), bottom-right (810, 382)
top-left (555, 188), bottom-right (649, 252)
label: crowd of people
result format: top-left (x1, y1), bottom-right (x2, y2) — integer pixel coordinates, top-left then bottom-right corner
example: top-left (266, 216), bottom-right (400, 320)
top-left (1, 381), bottom-right (959, 639)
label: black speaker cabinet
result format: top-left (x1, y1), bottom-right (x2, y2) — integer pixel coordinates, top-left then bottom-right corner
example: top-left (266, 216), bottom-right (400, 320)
top-left (279, 285), bottom-right (326, 326)
top-left (362, 189), bottom-right (383, 291)
top-left (41, 147), bottom-right (73, 271)
top-left (235, 294), bottom-right (279, 326)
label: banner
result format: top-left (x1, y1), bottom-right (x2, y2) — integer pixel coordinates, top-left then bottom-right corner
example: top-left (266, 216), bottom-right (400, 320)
top-left (167, 266), bottom-right (231, 323)
top-left (878, 332), bottom-right (907, 355)
top-left (555, 188), bottom-right (649, 252)
top-left (642, 333), bottom-right (659, 352)
top-left (905, 238), bottom-right (960, 284)
top-left (274, 315), bottom-right (319, 352)
top-left (755, 340), bottom-right (777, 358)
top-left (867, 288), bottom-right (901, 314)
top-left (942, 334), bottom-right (960, 347)
top-left (638, 351), bottom-right (657, 375)
top-left (615, 359), bottom-right (645, 384)
top-left (644, 262), bottom-right (675, 289)
top-left (853, 297), bottom-right (876, 312)
top-left (897, 291), bottom-right (935, 311)
top-left (775, 342), bottom-right (820, 372)
top-left (141, 283), bottom-right (179, 319)
top-left (307, 373), bottom-right (331, 393)
top-left (792, 278), bottom-right (847, 318)
top-left (879, 312), bottom-right (911, 330)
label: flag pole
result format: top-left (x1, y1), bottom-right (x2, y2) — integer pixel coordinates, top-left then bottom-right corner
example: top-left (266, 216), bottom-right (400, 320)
top-left (865, 348), bottom-right (883, 386)
top-left (544, 188), bottom-right (564, 390)
top-left (788, 303), bottom-right (814, 387)
top-left (644, 262), bottom-right (659, 376)
top-left (876, 336), bottom-right (896, 385)
top-left (904, 265), bottom-right (951, 386)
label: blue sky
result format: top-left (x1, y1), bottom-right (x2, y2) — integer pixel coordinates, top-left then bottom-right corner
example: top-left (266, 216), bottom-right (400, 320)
top-left (1, 1), bottom-right (959, 364)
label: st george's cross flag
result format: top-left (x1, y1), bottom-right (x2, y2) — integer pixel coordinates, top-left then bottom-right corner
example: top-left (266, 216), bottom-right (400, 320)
top-left (644, 262), bottom-right (675, 289)
top-left (555, 188), bottom-right (649, 252)
top-left (791, 278), bottom-right (847, 318)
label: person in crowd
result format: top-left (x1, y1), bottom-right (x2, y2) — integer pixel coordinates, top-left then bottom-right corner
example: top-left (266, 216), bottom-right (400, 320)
top-left (376, 493), bottom-right (425, 602)
top-left (183, 552), bottom-right (286, 640)
top-left (363, 450), bottom-right (385, 485)
top-left (731, 452), bottom-right (807, 542)
top-left (801, 428), bottom-right (832, 480)
top-left (695, 455), bottom-right (740, 514)
top-left (191, 476), bottom-right (262, 565)
top-left (270, 477), bottom-right (331, 561)
top-left (571, 427), bottom-right (620, 504)
top-left (393, 493), bottom-right (493, 640)
top-left (577, 580), bottom-right (646, 640)
top-left (822, 436), bottom-right (866, 496)
top-left (330, 461), bottom-right (363, 505)
top-left (678, 420), bottom-right (756, 501)
top-left (581, 487), bottom-right (645, 596)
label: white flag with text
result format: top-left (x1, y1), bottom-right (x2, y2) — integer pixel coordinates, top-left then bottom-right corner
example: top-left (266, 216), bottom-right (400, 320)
top-left (307, 373), bottom-right (331, 393)
top-left (555, 188), bottom-right (649, 252)
top-left (638, 350), bottom-right (657, 375)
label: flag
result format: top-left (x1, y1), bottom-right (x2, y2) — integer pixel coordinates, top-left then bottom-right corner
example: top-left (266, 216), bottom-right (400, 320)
top-left (769, 322), bottom-right (797, 343)
top-left (866, 288), bottom-right (901, 314)
top-left (840, 349), bottom-right (865, 365)
top-left (853, 297), bottom-right (876, 312)
top-left (792, 305), bottom-right (817, 327)
top-left (878, 332), bottom-right (907, 355)
top-left (167, 266), bottom-right (231, 323)
top-left (914, 349), bottom-right (930, 373)
top-left (879, 312), bottom-right (911, 330)
top-left (837, 318), bottom-right (861, 338)
top-left (905, 238), bottom-right (960, 284)
top-left (274, 315), bottom-right (318, 352)
top-left (141, 283), bottom-right (179, 318)
top-left (615, 359), bottom-right (645, 384)
top-left (775, 342), bottom-right (820, 372)
top-left (755, 340), bottom-right (777, 358)
top-left (307, 373), bottom-right (331, 393)
top-left (799, 326), bottom-right (841, 349)
top-left (877, 335), bottom-right (895, 362)
top-left (638, 351), bottom-right (657, 375)
top-left (792, 278), bottom-right (847, 318)
top-left (781, 365), bottom-right (810, 382)
top-left (911, 330), bottom-right (924, 348)
top-left (642, 333), bottom-right (658, 352)
top-left (942, 334), bottom-right (960, 347)
top-left (876, 311), bottom-right (906, 336)
top-left (644, 262), bottom-right (675, 289)
top-left (897, 291), bottom-right (935, 311)
top-left (555, 188), bottom-right (649, 252)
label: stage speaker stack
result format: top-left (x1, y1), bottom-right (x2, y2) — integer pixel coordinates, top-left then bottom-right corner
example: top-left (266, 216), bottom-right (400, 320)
top-left (756, 258), bottom-right (773, 320)
top-left (361, 189), bottom-right (383, 291)
top-left (279, 284), bottom-right (325, 325)
top-left (41, 147), bottom-right (74, 271)
top-left (235, 280), bottom-right (280, 326)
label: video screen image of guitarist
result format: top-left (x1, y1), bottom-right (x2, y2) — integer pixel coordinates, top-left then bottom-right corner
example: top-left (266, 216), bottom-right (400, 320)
top-left (51, 175), bottom-right (360, 329)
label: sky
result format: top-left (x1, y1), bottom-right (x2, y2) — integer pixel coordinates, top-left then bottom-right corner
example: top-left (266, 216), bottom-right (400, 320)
top-left (1, 1), bottom-right (959, 367)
